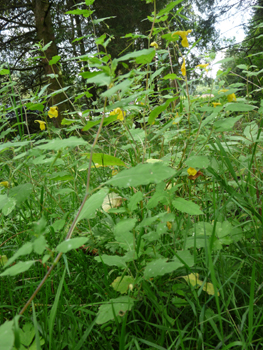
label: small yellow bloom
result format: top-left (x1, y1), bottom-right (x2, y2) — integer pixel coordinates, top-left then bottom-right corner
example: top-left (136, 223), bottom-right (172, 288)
top-left (0, 181), bottom-right (9, 188)
top-left (35, 120), bottom-right (46, 131)
top-left (196, 63), bottom-right (209, 72)
top-left (212, 102), bottom-right (222, 107)
top-left (48, 106), bottom-right (58, 118)
top-left (181, 57), bottom-right (186, 76)
top-left (166, 222), bottom-right (172, 230)
top-left (172, 30), bottom-right (192, 47)
top-left (109, 108), bottom-right (126, 121)
top-left (150, 41), bottom-right (158, 49)
top-left (187, 167), bottom-right (197, 176)
top-left (227, 93), bottom-right (237, 102)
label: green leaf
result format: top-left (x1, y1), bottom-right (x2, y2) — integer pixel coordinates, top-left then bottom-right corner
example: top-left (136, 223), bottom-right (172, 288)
top-left (114, 218), bottom-right (137, 236)
top-left (76, 188), bottom-right (109, 223)
top-left (172, 198), bottom-right (203, 215)
top-left (65, 9), bottom-right (94, 17)
top-left (214, 115), bottom-right (243, 132)
top-left (96, 296), bottom-right (135, 324)
top-left (101, 79), bottom-right (132, 98)
top-left (56, 237), bottom-right (88, 253)
top-left (127, 191), bottom-right (143, 211)
top-left (111, 276), bottom-right (135, 294)
top-left (94, 255), bottom-right (127, 268)
top-left (36, 136), bottom-right (89, 150)
top-left (0, 255), bottom-right (8, 267)
top-left (49, 55), bottom-right (61, 65)
top-left (0, 69), bottom-right (10, 75)
top-left (5, 242), bottom-right (33, 267)
top-left (2, 197), bottom-right (16, 216)
top-left (85, 0), bottom-right (95, 4)
top-left (61, 118), bottom-right (77, 125)
top-left (0, 321), bottom-right (14, 350)
top-left (144, 251), bottom-right (194, 279)
top-left (9, 183), bottom-right (33, 205)
top-left (225, 103), bottom-right (257, 112)
top-left (33, 236), bottom-right (46, 255)
top-left (0, 261), bottom-right (35, 277)
top-left (186, 156), bottom-right (210, 168)
top-left (148, 98), bottom-right (176, 125)
top-left (162, 73), bottom-right (178, 80)
top-left (118, 49), bottom-right (155, 64)
top-left (25, 102), bottom-right (45, 111)
top-left (86, 73), bottom-right (111, 87)
top-left (106, 162), bottom-right (175, 188)
top-left (85, 153), bottom-right (127, 167)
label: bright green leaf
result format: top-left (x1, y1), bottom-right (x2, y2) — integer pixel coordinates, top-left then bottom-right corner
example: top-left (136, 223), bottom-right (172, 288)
top-left (56, 237), bottom-right (88, 253)
top-left (172, 198), bottom-right (203, 215)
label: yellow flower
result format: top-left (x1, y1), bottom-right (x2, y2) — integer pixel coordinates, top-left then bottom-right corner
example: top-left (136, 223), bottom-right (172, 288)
top-left (166, 222), bottom-right (172, 230)
top-left (172, 30), bottom-right (192, 47)
top-left (150, 41), bottom-right (158, 49)
top-left (196, 63), bottom-right (209, 72)
top-left (181, 57), bottom-right (186, 76)
top-left (35, 120), bottom-right (46, 131)
top-left (212, 102), bottom-right (221, 107)
top-left (48, 106), bottom-right (58, 118)
top-left (227, 93), bottom-right (237, 102)
top-left (187, 167), bottom-right (197, 176)
top-left (0, 181), bottom-right (9, 188)
top-left (109, 108), bottom-right (126, 121)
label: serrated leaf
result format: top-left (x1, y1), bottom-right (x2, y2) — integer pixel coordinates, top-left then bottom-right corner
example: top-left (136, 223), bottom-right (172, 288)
top-left (33, 236), bottom-right (46, 255)
top-left (225, 103), bottom-right (257, 112)
top-left (96, 296), bottom-right (135, 324)
top-left (5, 242), bottom-right (33, 267)
top-left (2, 197), bottom-right (16, 216)
top-left (111, 276), bottom-right (135, 294)
top-left (0, 321), bottom-right (14, 350)
top-left (76, 188), bottom-right (109, 223)
top-left (0, 260), bottom-right (35, 277)
top-left (85, 153), bottom-right (126, 167)
top-left (36, 136), bottom-right (89, 150)
top-left (9, 183), bottom-right (33, 205)
top-left (144, 251), bottom-right (194, 279)
top-left (214, 115), bottom-right (243, 132)
top-left (25, 102), bottom-right (44, 111)
top-left (127, 191), bottom-right (143, 211)
top-left (186, 156), bottom-right (209, 168)
top-left (56, 237), bottom-right (88, 253)
top-left (106, 162), bottom-right (175, 188)
top-left (172, 198), bottom-right (203, 215)
top-left (94, 254), bottom-right (127, 268)
top-left (49, 55), bottom-right (61, 65)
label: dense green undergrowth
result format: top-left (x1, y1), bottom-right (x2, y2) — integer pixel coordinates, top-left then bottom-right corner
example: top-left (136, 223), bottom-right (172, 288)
top-left (1, 1), bottom-right (263, 349)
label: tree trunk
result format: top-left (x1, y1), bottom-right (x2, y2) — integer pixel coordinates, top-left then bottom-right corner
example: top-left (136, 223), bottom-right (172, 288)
top-left (32, 0), bottom-right (70, 127)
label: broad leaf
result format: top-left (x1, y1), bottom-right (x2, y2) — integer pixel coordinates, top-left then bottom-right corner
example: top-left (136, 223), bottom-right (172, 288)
top-left (186, 156), bottom-right (210, 168)
top-left (0, 261), bottom-right (35, 277)
top-left (56, 237), bottom-right (89, 253)
top-left (76, 188), bottom-right (109, 223)
top-left (111, 276), bottom-right (135, 294)
top-left (106, 162), bottom-right (175, 188)
top-left (172, 198), bottom-right (203, 215)
top-left (96, 296), bottom-right (135, 324)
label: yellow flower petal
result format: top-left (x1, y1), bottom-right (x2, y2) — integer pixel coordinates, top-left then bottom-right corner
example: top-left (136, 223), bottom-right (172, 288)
top-left (150, 41), bottom-right (158, 49)
top-left (181, 57), bottom-right (186, 77)
top-left (212, 102), bottom-right (221, 107)
top-left (48, 106), bottom-right (58, 118)
top-left (34, 120), bottom-right (46, 131)
top-left (172, 30), bottom-right (192, 47)
top-left (0, 181), bottom-right (9, 188)
top-left (227, 93), bottom-right (237, 102)
top-left (109, 108), bottom-right (126, 121)
top-left (187, 167), bottom-right (197, 176)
